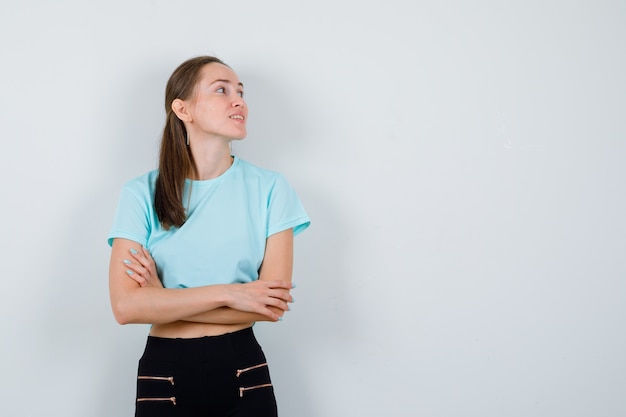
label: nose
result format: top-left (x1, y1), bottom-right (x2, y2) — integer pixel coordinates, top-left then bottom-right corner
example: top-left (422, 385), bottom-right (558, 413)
top-left (232, 95), bottom-right (245, 108)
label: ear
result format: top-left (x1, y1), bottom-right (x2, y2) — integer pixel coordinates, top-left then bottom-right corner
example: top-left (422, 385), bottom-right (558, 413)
top-left (171, 98), bottom-right (193, 122)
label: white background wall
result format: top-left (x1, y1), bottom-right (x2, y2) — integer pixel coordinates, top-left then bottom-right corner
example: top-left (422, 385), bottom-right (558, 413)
top-left (1, 1), bottom-right (624, 416)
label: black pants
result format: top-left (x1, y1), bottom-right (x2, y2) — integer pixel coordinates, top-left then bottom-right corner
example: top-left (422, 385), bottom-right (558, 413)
top-left (134, 327), bottom-right (278, 417)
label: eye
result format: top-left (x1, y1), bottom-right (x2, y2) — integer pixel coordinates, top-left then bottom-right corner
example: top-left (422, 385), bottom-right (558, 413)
top-left (238, 91), bottom-right (244, 98)
top-left (216, 87), bottom-right (226, 93)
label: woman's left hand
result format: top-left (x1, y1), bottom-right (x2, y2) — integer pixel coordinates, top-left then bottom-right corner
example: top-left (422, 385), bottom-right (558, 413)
top-left (124, 247), bottom-right (163, 288)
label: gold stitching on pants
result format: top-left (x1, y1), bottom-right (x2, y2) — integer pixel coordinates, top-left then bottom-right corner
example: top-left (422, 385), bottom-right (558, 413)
top-left (137, 375), bottom-right (175, 385)
top-left (235, 362), bottom-right (268, 377)
top-left (137, 397), bottom-right (177, 405)
top-left (239, 383), bottom-right (273, 398)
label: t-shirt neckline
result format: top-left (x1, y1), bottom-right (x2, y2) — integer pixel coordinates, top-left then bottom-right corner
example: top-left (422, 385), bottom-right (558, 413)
top-left (184, 155), bottom-right (240, 187)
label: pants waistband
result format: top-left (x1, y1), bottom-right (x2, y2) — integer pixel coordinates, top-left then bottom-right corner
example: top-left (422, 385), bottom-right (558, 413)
top-left (141, 326), bottom-right (258, 363)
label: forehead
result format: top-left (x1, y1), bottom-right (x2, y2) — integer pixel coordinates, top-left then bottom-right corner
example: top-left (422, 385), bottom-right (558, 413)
top-left (197, 63), bottom-right (242, 86)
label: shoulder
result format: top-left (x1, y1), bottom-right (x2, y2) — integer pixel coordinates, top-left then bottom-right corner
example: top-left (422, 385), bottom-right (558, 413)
top-left (235, 157), bottom-right (284, 184)
top-left (121, 169), bottom-right (159, 195)
top-left (115, 170), bottom-right (159, 208)
top-left (235, 158), bottom-right (301, 202)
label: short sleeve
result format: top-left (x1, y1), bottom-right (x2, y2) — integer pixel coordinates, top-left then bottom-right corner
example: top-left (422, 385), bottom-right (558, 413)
top-left (266, 174), bottom-right (310, 237)
top-left (107, 183), bottom-right (152, 247)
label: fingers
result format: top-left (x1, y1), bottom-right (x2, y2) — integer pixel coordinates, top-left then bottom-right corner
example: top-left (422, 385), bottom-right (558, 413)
top-left (141, 246), bottom-right (152, 259)
top-left (226, 281), bottom-right (294, 319)
top-left (265, 297), bottom-right (290, 313)
top-left (130, 247), bottom-right (152, 270)
top-left (123, 247), bottom-right (154, 288)
top-left (253, 280), bottom-right (295, 304)
top-left (254, 306), bottom-right (278, 321)
top-left (266, 289), bottom-right (292, 305)
top-left (259, 306), bottom-right (286, 322)
top-left (247, 282), bottom-right (293, 305)
top-left (252, 279), bottom-right (293, 289)
top-left (126, 270), bottom-right (147, 286)
top-left (253, 283), bottom-right (293, 314)
top-left (123, 258), bottom-right (150, 277)
top-left (267, 280), bottom-right (295, 289)
top-left (267, 308), bottom-right (283, 322)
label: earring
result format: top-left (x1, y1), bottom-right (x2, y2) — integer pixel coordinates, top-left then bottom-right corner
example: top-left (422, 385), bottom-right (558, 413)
top-left (186, 135), bottom-right (189, 146)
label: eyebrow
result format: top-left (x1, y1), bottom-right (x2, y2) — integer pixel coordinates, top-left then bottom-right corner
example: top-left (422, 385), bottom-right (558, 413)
top-left (210, 79), bottom-right (244, 88)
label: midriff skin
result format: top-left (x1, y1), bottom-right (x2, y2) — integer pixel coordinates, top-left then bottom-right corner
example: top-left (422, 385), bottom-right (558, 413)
top-left (150, 321), bottom-right (254, 339)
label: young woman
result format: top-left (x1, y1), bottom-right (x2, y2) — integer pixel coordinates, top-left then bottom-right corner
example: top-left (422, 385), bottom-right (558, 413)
top-left (108, 56), bottom-right (310, 416)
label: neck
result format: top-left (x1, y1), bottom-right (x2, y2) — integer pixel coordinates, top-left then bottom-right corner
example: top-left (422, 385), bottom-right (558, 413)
top-left (188, 139), bottom-right (233, 180)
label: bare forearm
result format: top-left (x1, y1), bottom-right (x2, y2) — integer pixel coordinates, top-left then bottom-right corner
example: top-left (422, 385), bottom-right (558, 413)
top-left (112, 285), bottom-right (229, 325)
top-left (182, 306), bottom-right (284, 325)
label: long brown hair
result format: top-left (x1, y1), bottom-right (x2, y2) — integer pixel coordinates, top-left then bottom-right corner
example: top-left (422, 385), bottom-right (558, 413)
top-left (154, 56), bottom-right (228, 229)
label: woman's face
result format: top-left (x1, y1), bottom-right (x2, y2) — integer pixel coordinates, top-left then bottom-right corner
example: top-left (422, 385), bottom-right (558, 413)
top-left (183, 63), bottom-right (248, 141)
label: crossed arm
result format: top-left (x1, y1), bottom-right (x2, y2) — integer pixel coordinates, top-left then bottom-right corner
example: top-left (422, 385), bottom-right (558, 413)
top-left (108, 229), bottom-right (294, 325)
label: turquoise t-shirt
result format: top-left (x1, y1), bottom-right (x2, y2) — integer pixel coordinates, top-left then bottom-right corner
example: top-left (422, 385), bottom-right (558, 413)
top-left (108, 156), bottom-right (310, 289)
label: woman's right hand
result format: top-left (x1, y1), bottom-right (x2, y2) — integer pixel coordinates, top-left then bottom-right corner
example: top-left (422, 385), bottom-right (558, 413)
top-left (225, 280), bottom-right (293, 319)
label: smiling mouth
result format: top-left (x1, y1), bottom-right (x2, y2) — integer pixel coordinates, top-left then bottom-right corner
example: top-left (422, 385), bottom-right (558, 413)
top-left (230, 115), bottom-right (244, 120)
